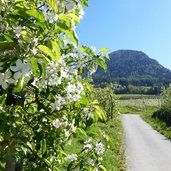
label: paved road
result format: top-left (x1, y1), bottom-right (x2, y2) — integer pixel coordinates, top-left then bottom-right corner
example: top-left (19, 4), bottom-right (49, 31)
top-left (122, 114), bottom-right (171, 171)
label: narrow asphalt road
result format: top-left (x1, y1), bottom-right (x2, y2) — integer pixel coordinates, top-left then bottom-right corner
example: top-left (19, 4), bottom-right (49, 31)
top-left (122, 114), bottom-right (171, 171)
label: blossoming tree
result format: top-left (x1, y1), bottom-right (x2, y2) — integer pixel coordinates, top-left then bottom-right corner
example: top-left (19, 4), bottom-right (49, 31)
top-left (0, 0), bottom-right (109, 170)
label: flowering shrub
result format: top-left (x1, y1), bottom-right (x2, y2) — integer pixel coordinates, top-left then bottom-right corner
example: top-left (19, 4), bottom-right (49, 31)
top-left (94, 85), bottom-right (118, 120)
top-left (0, 0), bottom-right (109, 170)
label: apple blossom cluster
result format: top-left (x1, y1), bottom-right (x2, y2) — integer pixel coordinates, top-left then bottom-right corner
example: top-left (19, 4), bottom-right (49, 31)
top-left (52, 116), bottom-right (77, 145)
top-left (0, 71), bottom-right (16, 90)
top-left (63, 137), bottom-right (105, 170)
top-left (83, 138), bottom-right (105, 156)
top-left (82, 107), bottom-right (94, 121)
top-left (0, 59), bottom-right (32, 90)
top-left (65, 153), bottom-right (78, 162)
top-left (81, 138), bottom-right (105, 170)
top-left (0, 0), bottom-right (108, 170)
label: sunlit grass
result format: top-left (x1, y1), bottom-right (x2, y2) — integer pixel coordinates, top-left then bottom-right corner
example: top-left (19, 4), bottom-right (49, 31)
top-left (117, 94), bottom-right (161, 114)
top-left (61, 117), bottom-right (126, 171)
top-left (142, 113), bottom-right (171, 139)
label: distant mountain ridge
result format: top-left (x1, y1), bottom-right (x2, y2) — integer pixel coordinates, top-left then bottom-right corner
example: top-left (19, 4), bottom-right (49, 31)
top-left (93, 50), bottom-right (171, 86)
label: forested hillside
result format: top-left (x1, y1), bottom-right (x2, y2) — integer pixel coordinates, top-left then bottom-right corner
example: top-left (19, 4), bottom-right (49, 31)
top-left (93, 50), bottom-right (171, 87)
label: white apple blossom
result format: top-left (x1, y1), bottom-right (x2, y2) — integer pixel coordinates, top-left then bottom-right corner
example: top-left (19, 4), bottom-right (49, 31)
top-left (31, 47), bottom-right (37, 55)
top-left (0, 106), bottom-right (4, 112)
top-left (67, 140), bottom-right (72, 145)
top-left (65, 154), bottom-right (78, 162)
top-left (77, 60), bottom-right (85, 69)
top-left (83, 143), bottom-right (93, 150)
top-left (66, 82), bottom-right (76, 94)
top-left (51, 95), bottom-right (66, 111)
top-left (87, 112), bottom-right (94, 120)
top-left (79, 8), bottom-right (85, 20)
top-left (83, 108), bottom-right (89, 114)
top-left (89, 64), bottom-right (98, 75)
top-left (95, 142), bottom-right (105, 155)
top-left (0, 24), bottom-right (5, 31)
top-left (44, 11), bottom-right (58, 23)
top-left (49, 76), bottom-right (62, 86)
top-left (66, 53), bottom-right (77, 59)
top-left (72, 94), bottom-right (81, 102)
top-left (90, 46), bottom-right (97, 54)
top-left (85, 138), bottom-right (92, 144)
top-left (54, 14), bottom-right (58, 21)
top-left (13, 26), bottom-right (22, 38)
top-left (60, 68), bottom-right (69, 79)
top-left (64, 129), bottom-right (70, 137)
top-left (33, 37), bottom-right (38, 45)
top-left (84, 138), bottom-right (93, 153)
top-left (53, 119), bottom-right (61, 128)
top-left (87, 159), bottom-right (95, 166)
top-left (57, 0), bottom-right (77, 12)
top-left (10, 59), bottom-right (32, 80)
top-left (0, 62), bottom-right (3, 70)
top-left (70, 119), bottom-right (76, 132)
top-left (77, 82), bottom-right (84, 93)
top-left (0, 71), bottom-right (16, 89)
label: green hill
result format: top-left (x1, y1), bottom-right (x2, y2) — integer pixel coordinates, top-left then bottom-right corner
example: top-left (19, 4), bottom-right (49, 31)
top-left (93, 50), bottom-right (171, 86)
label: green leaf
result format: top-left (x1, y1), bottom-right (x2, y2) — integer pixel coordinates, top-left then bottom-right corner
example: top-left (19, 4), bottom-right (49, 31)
top-left (27, 142), bottom-right (33, 151)
top-left (99, 165), bottom-right (107, 171)
top-left (20, 30), bottom-right (27, 36)
top-left (104, 54), bottom-right (110, 59)
top-left (79, 46), bottom-right (94, 56)
top-left (92, 100), bottom-right (99, 105)
top-left (26, 9), bottom-right (45, 22)
top-left (67, 13), bottom-right (80, 23)
top-left (30, 57), bottom-right (40, 76)
top-left (37, 54), bottom-right (51, 63)
top-left (97, 60), bottom-right (107, 71)
top-left (13, 77), bottom-right (24, 93)
top-left (59, 14), bottom-right (72, 27)
top-left (0, 41), bottom-right (15, 51)
top-left (99, 48), bottom-right (110, 53)
top-left (46, 0), bottom-right (58, 13)
top-left (80, 0), bottom-right (89, 7)
top-left (76, 128), bottom-right (87, 136)
top-left (38, 45), bottom-right (59, 62)
top-left (55, 23), bottom-right (78, 46)
top-left (80, 96), bottom-right (89, 105)
top-left (51, 41), bottom-right (61, 61)
top-left (93, 105), bottom-right (106, 121)
top-left (40, 139), bottom-right (47, 156)
top-left (2, 34), bottom-right (14, 42)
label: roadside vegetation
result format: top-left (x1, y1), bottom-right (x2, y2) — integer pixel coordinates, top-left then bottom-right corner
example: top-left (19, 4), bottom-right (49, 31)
top-left (142, 86), bottom-right (171, 139)
top-left (61, 115), bottom-right (126, 171)
top-left (118, 94), bottom-right (161, 114)
top-left (117, 88), bottom-right (171, 140)
top-left (93, 86), bottom-right (126, 171)
top-left (57, 86), bottom-right (126, 170)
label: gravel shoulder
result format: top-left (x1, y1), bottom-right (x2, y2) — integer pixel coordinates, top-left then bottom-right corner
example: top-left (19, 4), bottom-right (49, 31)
top-left (122, 114), bottom-right (171, 171)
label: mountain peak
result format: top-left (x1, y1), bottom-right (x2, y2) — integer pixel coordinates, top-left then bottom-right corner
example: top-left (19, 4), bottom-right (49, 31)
top-left (93, 50), bottom-right (171, 86)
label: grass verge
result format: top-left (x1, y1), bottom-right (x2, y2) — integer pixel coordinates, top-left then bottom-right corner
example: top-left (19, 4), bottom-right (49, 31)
top-left (142, 113), bottom-right (171, 139)
top-left (101, 116), bottom-right (126, 171)
top-left (62, 116), bottom-right (126, 171)
top-left (118, 105), bottom-right (158, 115)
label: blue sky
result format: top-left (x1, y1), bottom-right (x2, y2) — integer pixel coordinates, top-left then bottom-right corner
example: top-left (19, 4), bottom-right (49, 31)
top-left (77, 0), bottom-right (171, 69)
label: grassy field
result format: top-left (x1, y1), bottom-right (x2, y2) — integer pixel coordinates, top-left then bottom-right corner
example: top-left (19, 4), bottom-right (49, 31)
top-left (61, 116), bottom-right (126, 171)
top-left (118, 94), bottom-right (160, 100)
top-left (117, 94), bottom-right (161, 114)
